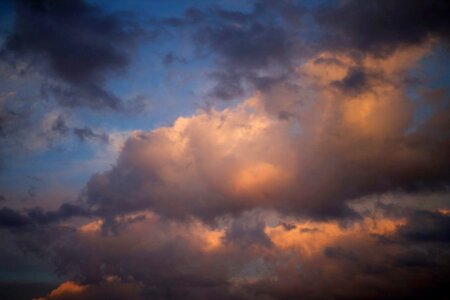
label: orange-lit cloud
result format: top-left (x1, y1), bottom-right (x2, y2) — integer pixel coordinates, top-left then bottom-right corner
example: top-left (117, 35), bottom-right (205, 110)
top-left (34, 280), bottom-right (146, 300)
top-left (266, 216), bottom-right (407, 257)
top-left (34, 281), bottom-right (86, 300)
top-left (81, 41), bottom-right (449, 228)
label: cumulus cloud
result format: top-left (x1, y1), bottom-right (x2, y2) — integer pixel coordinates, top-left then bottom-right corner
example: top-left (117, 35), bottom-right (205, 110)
top-left (82, 43), bottom-right (450, 227)
top-left (83, 95), bottom-right (299, 224)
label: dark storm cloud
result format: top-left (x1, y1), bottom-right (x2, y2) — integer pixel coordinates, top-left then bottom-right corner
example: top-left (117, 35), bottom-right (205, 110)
top-left (0, 282), bottom-right (55, 300)
top-left (27, 203), bottom-right (90, 225)
top-left (371, 202), bottom-right (450, 245)
top-left (1, 0), bottom-right (148, 110)
top-left (0, 207), bottom-right (30, 227)
top-left (246, 242), bottom-right (450, 300)
top-left (398, 210), bottom-right (450, 243)
top-left (316, 0), bottom-right (450, 55)
top-left (392, 249), bottom-right (439, 268)
top-left (0, 203), bottom-right (89, 229)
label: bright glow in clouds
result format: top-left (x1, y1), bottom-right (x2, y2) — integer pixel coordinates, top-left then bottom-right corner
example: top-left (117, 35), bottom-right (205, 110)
top-left (84, 42), bottom-right (447, 224)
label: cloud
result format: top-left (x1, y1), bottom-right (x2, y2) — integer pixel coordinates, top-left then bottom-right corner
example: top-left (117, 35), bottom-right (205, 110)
top-left (0, 207), bottom-right (30, 228)
top-left (224, 210), bottom-right (273, 248)
top-left (398, 210), bottom-right (450, 243)
top-left (164, 1), bottom-right (305, 101)
top-left (0, 106), bottom-right (113, 168)
top-left (315, 0), bottom-right (450, 55)
top-left (80, 44), bottom-right (450, 227)
top-left (36, 281), bottom-right (86, 300)
top-left (73, 128), bottom-right (109, 144)
top-left (0, 203), bottom-right (89, 229)
top-left (1, 0), bottom-right (149, 110)
top-left (164, 0), bottom-right (450, 104)
top-left (331, 67), bottom-right (369, 94)
top-left (45, 113), bottom-right (109, 144)
top-left (4, 197), bottom-right (445, 300)
top-left (15, 213), bottom-right (235, 298)
top-left (324, 246), bottom-right (358, 262)
top-left (82, 96), bottom-right (305, 224)
top-left (0, 2), bottom-right (449, 298)
top-left (34, 280), bottom-right (146, 300)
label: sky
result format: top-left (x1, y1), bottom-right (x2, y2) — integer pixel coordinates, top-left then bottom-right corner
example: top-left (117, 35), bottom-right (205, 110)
top-left (0, 0), bottom-right (449, 299)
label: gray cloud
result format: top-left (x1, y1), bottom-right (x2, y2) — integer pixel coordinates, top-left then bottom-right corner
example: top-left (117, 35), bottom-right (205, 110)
top-left (316, 0), bottom-right (450, 55)
top-left (73, 127), bottom-right (109, 144)
top-left (1, 0), bottom-right (150, 110)
top-left (0, 207), bottom-right (30, 228)
top-left (163, 0), bottom-right (450, 105)
top-left (0, 203), bottom-right (89, 230)
top-left (164, 1), bottom-right (305, 102)
top-left (398, 210), bottom-right (450, 243)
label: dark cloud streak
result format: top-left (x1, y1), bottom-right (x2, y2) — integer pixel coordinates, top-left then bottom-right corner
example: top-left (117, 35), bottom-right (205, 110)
top-left (0, 203), bottom-right (90, 229)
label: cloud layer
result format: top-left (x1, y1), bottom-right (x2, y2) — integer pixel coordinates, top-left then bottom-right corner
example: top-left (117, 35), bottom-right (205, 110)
top-left (0, 1), bottom-right (449, 299)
